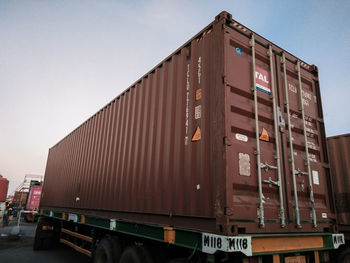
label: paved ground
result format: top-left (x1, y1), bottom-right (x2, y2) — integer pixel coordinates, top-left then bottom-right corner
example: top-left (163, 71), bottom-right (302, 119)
top-left (0, 220), bottom-right (89, 263)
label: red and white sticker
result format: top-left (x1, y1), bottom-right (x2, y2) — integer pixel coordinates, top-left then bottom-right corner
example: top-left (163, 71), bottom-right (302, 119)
top-left (255, 66), bottom-right (271, 95)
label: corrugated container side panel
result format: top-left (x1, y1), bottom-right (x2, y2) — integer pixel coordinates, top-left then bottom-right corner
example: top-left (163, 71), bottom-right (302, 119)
top-left (120, 89), bottom-right (131, 211)
top-left (105, 103), bottom-right (114, 210)
top-left (127, 86), bottom-right (138, 212)
top-left (41, 14), bottom-right (228, 233)
top-left (114, 94), bottom-right (125, 209)
top-left (100, 104), bottom-right (110, 208)
top-left (110, 97), bottom-right (121, 210)
top-left (328, 134), bottom-right (350, 226)
top-left (69, 131), bottom-right (77, 207)
top-left (79, 119), bottom-right (88, 207)
top-left (126, 88), bottom-right (136, 211)
top-left (124, 89), bottom-right (136, 211)
top-left (86, 113), bottom-right (97, 207)
top-left (146, 72), bottom-right (158, 212)
top-left (79, 118), bottom-right (89, 208)
top-left (72, 128), bottom-right (80, 206)
top-left (153, 67), bottom-right (167, 214)
top-left (149, 70), bottom-right (161, 212)
top-left (174, 54), bottom-right (185, 215)
top-left (99, 107), bottom-right (107, 209)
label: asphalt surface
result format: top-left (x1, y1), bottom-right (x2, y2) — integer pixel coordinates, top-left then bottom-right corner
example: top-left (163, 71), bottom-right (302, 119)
top-left (0, 220), bottom-right (89, 263)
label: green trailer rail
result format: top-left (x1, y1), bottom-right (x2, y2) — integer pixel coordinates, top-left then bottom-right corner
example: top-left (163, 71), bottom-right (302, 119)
top-left (41, 209), bottom-right (344, 259)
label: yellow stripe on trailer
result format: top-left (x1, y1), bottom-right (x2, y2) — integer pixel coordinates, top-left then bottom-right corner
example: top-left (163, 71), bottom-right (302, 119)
top-left (252, 236), bottom-right (323, 254)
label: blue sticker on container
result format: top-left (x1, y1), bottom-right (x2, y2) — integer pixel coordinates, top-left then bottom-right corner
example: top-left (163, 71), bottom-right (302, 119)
top-left (235, 47), bottom-right (242, 56)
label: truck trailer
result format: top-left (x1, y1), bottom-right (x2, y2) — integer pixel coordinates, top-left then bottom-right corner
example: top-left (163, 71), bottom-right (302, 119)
top-left (35, 11), bottom-right (344, 263)
top-left (327, 134), bottom-right (350, 263)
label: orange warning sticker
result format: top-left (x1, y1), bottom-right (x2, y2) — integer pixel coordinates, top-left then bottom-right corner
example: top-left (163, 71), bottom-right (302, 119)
top-left (192, 127), bottom-right (201, 141)
top-left (259, 128), bottom-right (269, 142)
top-left (195, 89), bottom-right (202, 101)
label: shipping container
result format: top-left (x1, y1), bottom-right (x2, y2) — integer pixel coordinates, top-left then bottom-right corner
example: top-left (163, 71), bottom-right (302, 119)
top-left (26, 185), bottom-right (42, 211)
top-left (0, 176), bottom-right (9, 202)
top-left (327, 133), bottom-right (350, 262)
top-left (37, 11), bottom-right (343, 262)
top-left (13, 191), bottom-right (28, 204)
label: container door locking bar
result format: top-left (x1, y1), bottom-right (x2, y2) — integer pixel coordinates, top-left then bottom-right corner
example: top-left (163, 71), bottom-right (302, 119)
top-left (281, 53), bottom-right (301, 228)
top-left (296, 61), bottom-right (317, 228)
top-left (250, 33), bottom-right (264, 228)
top-left (267, 44), bottom-right (285, 228)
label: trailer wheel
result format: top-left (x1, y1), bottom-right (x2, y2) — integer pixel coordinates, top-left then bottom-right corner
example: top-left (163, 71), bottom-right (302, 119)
top-left (108, 237), bottom-right (122, 263)
top-left (167, 259), bottom-right (189, 263)
top-left (338, 248), bottom-right (350, 263)
top-left (33, 217), bottom-right (58, 250)
top-left (94, 238), bottom-right (114, 263)
top-left (119, 246), bottom-right (153, 263)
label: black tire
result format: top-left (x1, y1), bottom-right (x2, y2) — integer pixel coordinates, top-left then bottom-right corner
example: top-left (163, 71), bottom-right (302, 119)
top-left (338, 248), bottom-right (350, 263)
top-left (33, 217), bottom-right (47, 250)
top-left (167, 259), bottom-right (189, 263)
top-left (32, 217), bottom-right (59, 251)
top-left (33, 236), bottom-right (43, 250)
top-left (108, 237), bottom-right (123, 263)
top-left (119, 246), bottom-right (153, 263)
top-left (93, 238), bottom-right (114, 263)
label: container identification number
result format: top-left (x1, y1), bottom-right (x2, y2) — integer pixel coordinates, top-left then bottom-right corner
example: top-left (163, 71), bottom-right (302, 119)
top-left (332, 234), bottom-right (345, 249)
top-left (202, 233), bottom-right (252, 256)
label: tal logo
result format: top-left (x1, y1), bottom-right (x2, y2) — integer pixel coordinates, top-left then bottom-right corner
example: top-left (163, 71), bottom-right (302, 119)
top-left (255, 71), bottom-right (269, 84)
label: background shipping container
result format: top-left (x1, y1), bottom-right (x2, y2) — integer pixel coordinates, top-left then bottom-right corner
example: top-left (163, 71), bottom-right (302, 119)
top-left (327, 134), bottom-right (350, 236)
top-left (0, 175), bottom-right (9, 202)
top-left (26, 185), bottom-right (42, 211)
top-left (41, 11), bottom-right (335, 236)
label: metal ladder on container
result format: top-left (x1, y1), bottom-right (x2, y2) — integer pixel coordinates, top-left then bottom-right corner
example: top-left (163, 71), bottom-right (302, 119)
top-left (250, 34), bottom-right (286, 228)
top-left (281, 53), bottom-right (317, 228)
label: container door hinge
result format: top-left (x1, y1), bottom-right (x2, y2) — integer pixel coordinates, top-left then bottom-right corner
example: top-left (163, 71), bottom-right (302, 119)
top-left (277, 106), bottom-right (285, 127)
top-left (224, 207), bottom-right (233, 216)
top-left (223, 136), bottom-right (232, 146)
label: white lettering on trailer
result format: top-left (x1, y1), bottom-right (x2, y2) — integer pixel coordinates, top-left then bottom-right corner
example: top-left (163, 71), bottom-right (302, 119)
top-left (110, 219), bottom-right (117, 230)
top-left (202, 233), bottom-right (252, 256)
top-left (68, 213), bottom-right (78, 222)
top-left (332, 234), bottom-right (345, 249)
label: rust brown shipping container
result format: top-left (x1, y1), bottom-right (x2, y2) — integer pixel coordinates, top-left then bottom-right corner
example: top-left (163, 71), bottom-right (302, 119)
top-left (0, 175), bottom-right (9, 202)
top-left (13, 191), bottom-right (29, 204)
top-left (327, 134), bottom-right (350, 235)
top-left (41, 11), bottom-right (335, 235)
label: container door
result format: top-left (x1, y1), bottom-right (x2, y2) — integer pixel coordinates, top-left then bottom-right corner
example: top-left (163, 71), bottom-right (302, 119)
top-left (224, 32), bottom-right (288, 234)
top-left (277, 53), bottom-right (334, 232)
top-left (224, 25), bottom-right (334, 234)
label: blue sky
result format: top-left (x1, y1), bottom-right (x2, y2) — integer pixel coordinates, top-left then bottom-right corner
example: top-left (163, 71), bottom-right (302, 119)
top-left (1, 0), bottom-right (349, 193)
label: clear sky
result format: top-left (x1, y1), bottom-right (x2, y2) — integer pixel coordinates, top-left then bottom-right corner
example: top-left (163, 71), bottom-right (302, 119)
top-left (1, 0), bottom-right (349, 194)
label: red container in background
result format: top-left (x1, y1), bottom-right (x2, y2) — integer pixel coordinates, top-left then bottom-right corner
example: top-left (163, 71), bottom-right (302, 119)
top-left (0, 176), bottom-right (9, 202)
top-left (327, 134), bottom-right (350, 227)
top-left (26, 185), bottom-right (42, 211)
